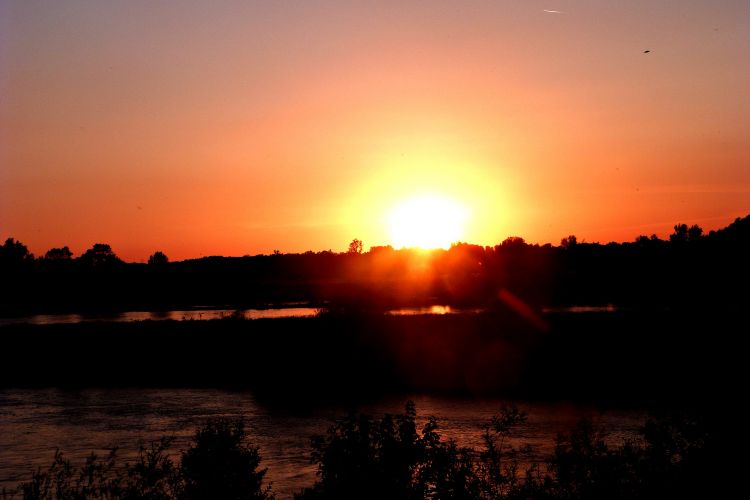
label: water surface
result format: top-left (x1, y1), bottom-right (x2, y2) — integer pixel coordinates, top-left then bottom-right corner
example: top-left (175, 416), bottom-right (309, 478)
top-left (0, 388), bottom-right (645, 498)
top-left (0, 308), bottom-right (320, 327)
top-left (0, 304), bottom-right (628, 327)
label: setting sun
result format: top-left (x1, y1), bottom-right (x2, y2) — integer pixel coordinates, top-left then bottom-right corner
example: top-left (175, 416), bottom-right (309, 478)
top-left (388, 195), bottom-right (468, 249)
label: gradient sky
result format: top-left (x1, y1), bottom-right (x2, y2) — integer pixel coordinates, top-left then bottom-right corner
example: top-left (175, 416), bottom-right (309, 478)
top-left (2, 0), bottom-right (749, 261)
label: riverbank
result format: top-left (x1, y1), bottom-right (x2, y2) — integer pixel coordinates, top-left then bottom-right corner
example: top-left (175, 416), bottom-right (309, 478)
top-left (0, 310), bottom-right (740, 407)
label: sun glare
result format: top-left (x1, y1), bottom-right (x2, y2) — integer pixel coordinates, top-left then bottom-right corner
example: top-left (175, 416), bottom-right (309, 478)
top-left (388, 195), bottom-right (468, 249)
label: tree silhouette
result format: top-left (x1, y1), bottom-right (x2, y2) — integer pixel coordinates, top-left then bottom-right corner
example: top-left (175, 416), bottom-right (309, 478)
top-left (0, 237), bottom-right (34, 263)
top-left (298, 402), bottom-right (482, 500)
top-left (13, 407), bottom-right (719, 500)
top-left (79, 243), bottom-right (122, 267)
top-left (670, 224), bottom-right (689, 243)
top-left (181, 419), bottom-right (273, 500)
top-left (44, 246), bottom-right (73, 260)
top-left (500, 236), bottom-right (526, 249)
top-left (347, 239), bottom-right (364, 255)
top-left (17, 419), bottom-right (274, 500)
top-left (560, 235), bottom-right (577, 249)
top-left (148, 251), bottom-right (169, 267)
top-left (687, 224), bottom-right (703, 242)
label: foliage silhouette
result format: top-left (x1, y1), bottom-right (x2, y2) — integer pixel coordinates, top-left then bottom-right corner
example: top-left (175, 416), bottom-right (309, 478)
top-left (347, 239), bottom-right (363, 255)
top-left (670, 224), bottom-right (689, 243)
top-left (6, 405), bottom-right (719, 500)
top-left (19, 449), bottom-right (122, 500)
top-left (2, 215), bottom-right (748, 315)
top-left (148, 251), bottom-right (169, 267)
top-left (181, 419), bottom-right (273, 500)
top-left (0, 238), bottom-right (34, 266)
top-left (44, 246), bottom-right (73, 261)
top-left (559, 235), bottom-right (577, 249)
top-left (14, 419), bottom-right (271, 500)
top-left (476, 406), bottom-right (532, 499)
top-left (296, 401), bottom-right (484, 500)
top-left (296, 403), bottom-right (717, 500)
top-left (79, 243), bottom-right (122, 268)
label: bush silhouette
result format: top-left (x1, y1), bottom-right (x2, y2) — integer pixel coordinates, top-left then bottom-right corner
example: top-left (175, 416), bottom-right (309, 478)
top-left (297, 404), bottom-right (715, 500)
top-left (296, 402), bottom-right (522, 500)
top-left (122, 437), bottom-right (181, 499)
top-left (181, 419), bottom-right (273, 500)
top-left (16, 419), bottom-right (272, 500)
top-left (148, 251), bottom-right (169, 267)
top-left (11, 406), bottom-right (717, 500)
top-left (19, 449), bottom-right (122, 500)
top-left (297, 402), bottom-right (425, 500)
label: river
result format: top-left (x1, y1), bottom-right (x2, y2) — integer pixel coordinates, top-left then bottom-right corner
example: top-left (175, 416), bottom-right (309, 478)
top-left (0, 304), bottom-right (622, 327)
top-left (0, 388), bottom-right (646, 498)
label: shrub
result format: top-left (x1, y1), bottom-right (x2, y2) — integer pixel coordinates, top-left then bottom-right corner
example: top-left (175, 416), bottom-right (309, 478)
top-left (17, 419), bottom-right (272, 500)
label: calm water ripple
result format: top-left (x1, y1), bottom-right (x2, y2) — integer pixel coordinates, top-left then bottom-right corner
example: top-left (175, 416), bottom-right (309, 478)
top-left (0, 388), bottom-right (646, 498)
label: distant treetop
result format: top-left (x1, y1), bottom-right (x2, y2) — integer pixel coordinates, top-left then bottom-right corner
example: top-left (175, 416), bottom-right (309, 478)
top-left (348, 238), bottom-right (364, 255)
top-left (0, 238), bottom-right (34, 263)
top-left (148, 251), bottom-right (169, 266)
top-left (79, 243), bottom-right (122, 267)
top-left (45, 246), bottom-right (73, 260)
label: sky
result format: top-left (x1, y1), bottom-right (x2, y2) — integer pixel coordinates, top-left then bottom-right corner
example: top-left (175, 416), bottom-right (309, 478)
top-left (2, 0), bottom-right (749, 261)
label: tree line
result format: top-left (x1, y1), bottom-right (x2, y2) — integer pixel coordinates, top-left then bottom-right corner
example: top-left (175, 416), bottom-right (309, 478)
top-left (1, 219), bottom-right (742, 266)
top-left (1, 215), bottom-right (748, 314)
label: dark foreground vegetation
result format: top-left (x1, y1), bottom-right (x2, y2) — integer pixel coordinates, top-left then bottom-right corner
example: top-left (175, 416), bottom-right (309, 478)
top-left (1, 216), bottom-right (748, 315)
top-left (3, 419), bottom-right (272, 500)
top-left (3, 404), bottom-right (723, 500)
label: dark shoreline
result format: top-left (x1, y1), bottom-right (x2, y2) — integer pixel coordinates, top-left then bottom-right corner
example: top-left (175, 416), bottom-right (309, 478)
top-left (0, 310), bottom-right (740, 409)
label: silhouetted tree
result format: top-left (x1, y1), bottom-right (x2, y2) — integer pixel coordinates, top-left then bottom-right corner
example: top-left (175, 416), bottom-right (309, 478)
top-left (634, 234), bottom-right (663, 249)
top-left (476, 406), bottom-right (531, 498)
top-left (0, 237), bottom-right (34, 264)
top-left (79, 243), bottom-right (122, 267)
top-left (298, 402), bottom-right (484, 500)
top-left (181, 419), bottom-right (273, 500)
top-left (368, 245), bottom-right (393, 254)
top-left (544, 419), bottom-right (640, 500)
top-left (560, 235), bottom-right (577, 249)
top-left (17, 419), bottom-right (273, 500)
top-left (347, 239), bottom-right (364, 255)
top-left (500, 237), bottom-right (526, 249)
top-left (44, 246), bottom-right (73, 261)
top-left (20, 449), bottom-right (122, 499)
top-left (419, 419), bottom-right (479, 500)
top-left (13, 406), bottom-right (718, 500)
top-left (687, 224), bottom-right (703, 242)
top-left (670, 224), bottom-right (689, 243)
top-left (0, 215), bottom-right (747, 315)
top-left (122, 437), bottom-right (181, 499)
top-left (148, 251), bottom-right (169, 267)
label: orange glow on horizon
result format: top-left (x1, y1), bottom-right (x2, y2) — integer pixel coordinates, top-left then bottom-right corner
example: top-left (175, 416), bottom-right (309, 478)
top-left (1, 2), bottom-right (749, 261)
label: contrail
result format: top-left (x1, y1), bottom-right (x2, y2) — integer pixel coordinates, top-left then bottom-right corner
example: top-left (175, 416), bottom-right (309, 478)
top-left (543, 9), bottom-right (563, 14)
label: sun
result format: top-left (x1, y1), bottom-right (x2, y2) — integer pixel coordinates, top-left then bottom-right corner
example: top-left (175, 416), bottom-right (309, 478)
top-left (388, 195), bottom-right (468, 249)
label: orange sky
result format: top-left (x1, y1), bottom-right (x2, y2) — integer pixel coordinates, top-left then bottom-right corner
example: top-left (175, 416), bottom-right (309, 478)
top-left (2, 1), bottom-right (749, 261)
